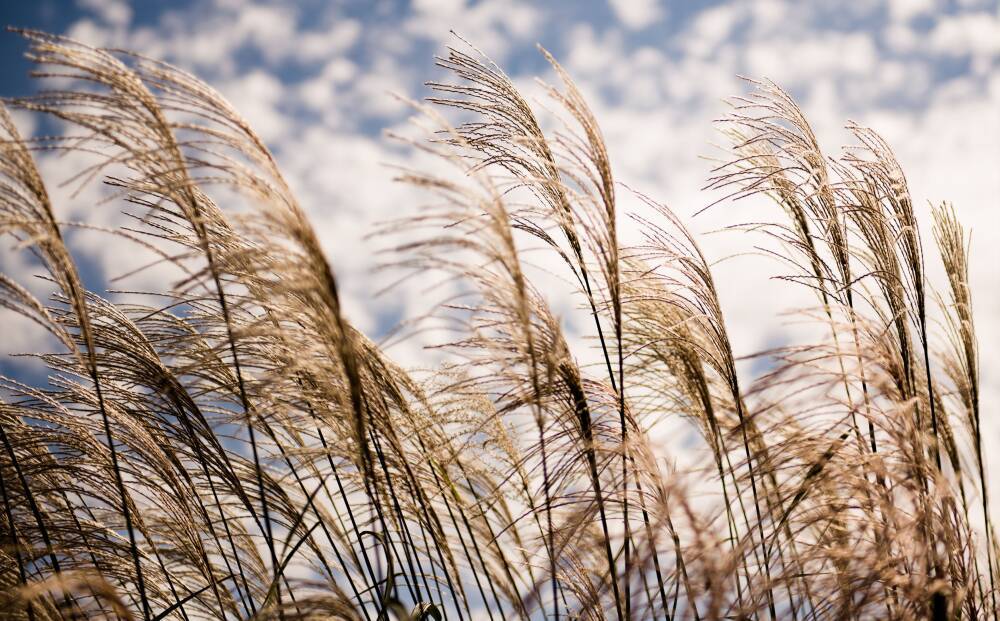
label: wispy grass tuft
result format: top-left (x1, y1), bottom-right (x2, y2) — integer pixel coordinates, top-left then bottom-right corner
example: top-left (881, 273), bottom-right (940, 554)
top-left (0, 31), bottom-right (994, 620)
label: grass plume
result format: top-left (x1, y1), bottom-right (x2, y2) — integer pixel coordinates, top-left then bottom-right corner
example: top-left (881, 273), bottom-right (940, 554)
top-left (0, 31), bottom-right (995, 620)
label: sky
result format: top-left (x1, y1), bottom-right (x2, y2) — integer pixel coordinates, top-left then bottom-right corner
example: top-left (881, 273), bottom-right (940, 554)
top-left (0, 0), bottom-right (998, 469)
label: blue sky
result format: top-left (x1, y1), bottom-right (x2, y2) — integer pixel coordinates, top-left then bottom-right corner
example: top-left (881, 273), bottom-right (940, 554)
top-left (3, 1), bottom-right (988, 112)
top-left (0, 0), bottom-right (998, 408)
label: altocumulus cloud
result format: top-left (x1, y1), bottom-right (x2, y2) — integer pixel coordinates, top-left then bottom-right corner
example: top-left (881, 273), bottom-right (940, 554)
top-left (1, 0), bottom-right (998, 494)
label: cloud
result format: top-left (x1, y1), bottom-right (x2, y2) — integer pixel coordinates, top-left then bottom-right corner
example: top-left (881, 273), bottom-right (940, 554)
top-left (19, 0), bottom-right (1000, 363)
top-left (6, 0), bottom-right (1000, 505)
top-left (77, 0), bottom-right (132, 27)
top-left (607, 0), bottom-right (664, 30)
top-left (744, 31), bottom-right (878, 85)
top-left (888, 0), bottom-right (935, 22)
top-left (403, 0), bottom-right (543, 60)
top-left (412, 0), bottom-right (466, 15)
top-left (929, 11), bottom-right (1000, 60)
top-left (217, 71), bottom-right (288, 143)
top-left (680, 4), bottom-right (743, 58)
top-left (24, 0), bottom-right (999, 359)
top-left (294, 21), bottom-right (362, 63)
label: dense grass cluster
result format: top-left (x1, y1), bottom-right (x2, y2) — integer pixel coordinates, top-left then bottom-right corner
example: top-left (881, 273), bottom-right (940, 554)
top-left (0, 31), bottom-right (993, 620)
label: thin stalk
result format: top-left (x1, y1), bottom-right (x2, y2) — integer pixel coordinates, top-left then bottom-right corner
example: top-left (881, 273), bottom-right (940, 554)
top-left (0, 449), bottom-right (36, 621)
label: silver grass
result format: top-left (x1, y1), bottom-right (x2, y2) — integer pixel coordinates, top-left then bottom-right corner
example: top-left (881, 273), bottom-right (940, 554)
top-left (0, 30), bottom-right (993, 621)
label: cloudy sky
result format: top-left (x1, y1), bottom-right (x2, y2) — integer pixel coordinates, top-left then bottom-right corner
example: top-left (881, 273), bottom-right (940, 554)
top-left (1, 0), bottom-right (998, 445)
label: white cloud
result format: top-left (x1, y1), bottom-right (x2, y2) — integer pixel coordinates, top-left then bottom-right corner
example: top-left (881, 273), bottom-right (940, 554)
top-left (65, 18), bottom-right (118, 46)
top-left (8, 109), bottom-right (36, 140)
top-left (749, 0), bottom-right (788, 31)
top-left (607, 0), bottom-right (664, 30)
top-left (413, 0), bottom-right (466, 14)
top-left (218, 71), bottom-right (287, 144)
top-left (294, 21), bottom-right (362, 63)
top-left (21, 0), bottom-right (1000, 374)
top-left (744, 31), bottom-right (878, 87)
top-left (9, 0), bottom-right (1000, 514)
top-left (883, 22), bottom-right (918, 53)
top-left (929, 12), bottom-right (1000, 59)
top-left (888, 0), bottom-right (935, 21)
top-left (563, 23), bottom-right (624, 76)
top-left (681, 4), bottom-right (743, 58)
top-left (404, 0), bottom-right (542, 60)
top-left (77, 0), bottom-right (132, 27)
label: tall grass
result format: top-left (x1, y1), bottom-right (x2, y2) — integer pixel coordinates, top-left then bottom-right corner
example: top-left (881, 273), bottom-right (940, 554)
top-left (0, 30), bottom-right (994, 620)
